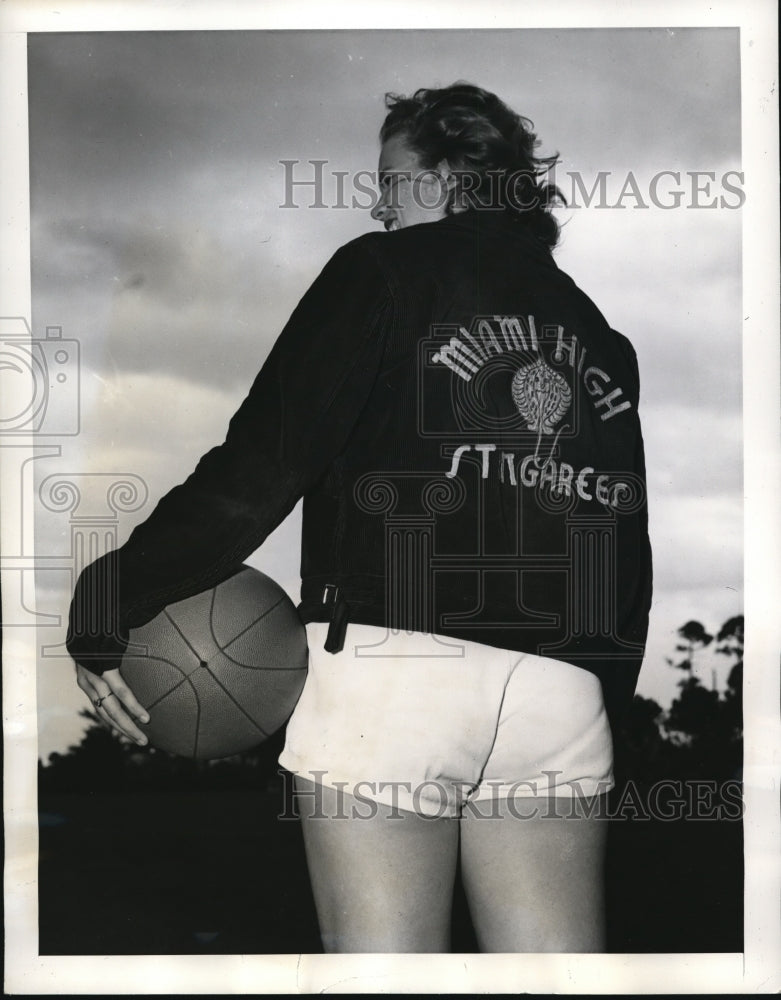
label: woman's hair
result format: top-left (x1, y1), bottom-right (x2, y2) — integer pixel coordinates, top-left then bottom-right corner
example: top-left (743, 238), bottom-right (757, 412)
top-left (380, 82), bottom-right (565, 248)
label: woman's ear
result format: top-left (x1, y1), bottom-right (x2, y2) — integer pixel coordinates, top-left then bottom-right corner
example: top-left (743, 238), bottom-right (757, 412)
top-left (435, 159), bottom-right (458, 191)
top-left (435, 159), bottom-right (466, 213)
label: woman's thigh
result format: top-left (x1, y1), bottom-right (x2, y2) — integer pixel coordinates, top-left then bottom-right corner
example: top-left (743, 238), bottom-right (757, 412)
top-left (459, 794), bottom-right (609, 953)
top-left (295, 776), bottom-right (460, 953)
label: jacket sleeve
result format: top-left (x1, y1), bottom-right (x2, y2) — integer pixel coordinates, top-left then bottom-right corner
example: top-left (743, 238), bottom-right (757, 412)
top-left (66, 236), bottom-right (392, 673)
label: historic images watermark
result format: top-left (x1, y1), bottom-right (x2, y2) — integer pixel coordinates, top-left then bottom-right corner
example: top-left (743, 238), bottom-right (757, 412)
top-left (0, 317), bottom-right (80, 436)
top-left (278, 160), bottom-right (745, 211)
top-left (277, 770), bottom-right (745, 822)
top-left (0, 316), bottom-right (148, 650)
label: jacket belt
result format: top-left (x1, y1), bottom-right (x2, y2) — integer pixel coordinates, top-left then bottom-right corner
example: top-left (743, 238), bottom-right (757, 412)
top-left (322, 583), bottom-right (349, 654)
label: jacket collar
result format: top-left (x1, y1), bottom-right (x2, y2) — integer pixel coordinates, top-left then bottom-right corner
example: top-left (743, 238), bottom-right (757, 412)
top-left (437, 208), bottom-right (559, 268)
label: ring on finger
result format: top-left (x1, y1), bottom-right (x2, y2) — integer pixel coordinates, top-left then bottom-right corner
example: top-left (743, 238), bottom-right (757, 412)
top-left (92, 692), bottom-right (115, 710)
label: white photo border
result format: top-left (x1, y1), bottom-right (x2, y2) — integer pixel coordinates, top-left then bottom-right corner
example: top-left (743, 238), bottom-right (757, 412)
top-left (2, 0), bottom-right (779, 994)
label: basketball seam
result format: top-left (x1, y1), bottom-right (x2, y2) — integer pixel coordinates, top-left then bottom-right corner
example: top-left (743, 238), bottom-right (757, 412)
top-left (142, 671), bottom-right (200, 757)
top-left (201, 665), bottom-right (272, 740)
top-left (219, 593), bottom-right (287, 651)
top-left (163, 608), bottom-right (208, 664)
top-left (161, 597), bottom-right (303, 670)
top-left (210, 592), bottom-right (306, 670)
top-left (189, 674), bottom-right (202, 759)
top-left (140, 668), bottom-right (193, 711)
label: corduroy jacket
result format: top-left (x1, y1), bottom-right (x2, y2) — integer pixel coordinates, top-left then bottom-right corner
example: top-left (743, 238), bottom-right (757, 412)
top-left (67, 208), bottom-right (652, 730)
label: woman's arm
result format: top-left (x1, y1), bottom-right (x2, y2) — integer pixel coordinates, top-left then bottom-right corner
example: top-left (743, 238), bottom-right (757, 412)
top-left (67, 236), bottom-right (392, 698)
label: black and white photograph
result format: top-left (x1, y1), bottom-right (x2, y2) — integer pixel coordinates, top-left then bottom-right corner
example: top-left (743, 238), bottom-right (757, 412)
top-left (2, 0), bottom-right (779, 994)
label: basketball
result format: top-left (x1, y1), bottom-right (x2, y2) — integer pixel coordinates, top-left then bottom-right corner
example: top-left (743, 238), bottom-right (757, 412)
top-left (119, 566), bottom-right (308, 760)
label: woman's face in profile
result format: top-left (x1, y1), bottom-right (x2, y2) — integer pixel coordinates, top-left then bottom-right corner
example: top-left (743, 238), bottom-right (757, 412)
top-left (371, 133), bottom-right (451, 231)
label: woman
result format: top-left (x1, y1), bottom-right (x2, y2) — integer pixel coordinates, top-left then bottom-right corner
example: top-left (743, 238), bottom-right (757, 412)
top-left (68, 83), bottom-right (652, 953)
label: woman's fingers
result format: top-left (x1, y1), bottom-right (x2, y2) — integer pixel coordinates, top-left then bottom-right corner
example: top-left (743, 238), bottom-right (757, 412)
top-left (101, 667), bottom-right (150, 725)
top-left (100, 668), bottom-right (150, 745)
top-left (76, 664), bottom-right (150, 746)
top-left (97, 693), bottom-right (148, 745)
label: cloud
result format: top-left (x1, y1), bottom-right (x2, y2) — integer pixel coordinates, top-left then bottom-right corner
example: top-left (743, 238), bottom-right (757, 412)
top-left (556, 203), bottom-right (742, 418)
top-left (643, 401), bottom-right (742, 498)
top-left (28, 28), bottom-right (741, 219)
top-left (29, 29), bottom-right (743, 409)
top-left (648, 493), bottom-right (742, 594)
top-left (33, 214), bottom-right (330, 390)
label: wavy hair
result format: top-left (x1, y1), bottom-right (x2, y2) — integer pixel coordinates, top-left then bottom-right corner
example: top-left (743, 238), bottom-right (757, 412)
top-left (380, 82), bottom-right (565, 248)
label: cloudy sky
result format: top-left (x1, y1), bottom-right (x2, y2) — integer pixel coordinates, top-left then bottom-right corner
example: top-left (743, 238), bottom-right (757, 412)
top-left (25, 28), bottom-right (743, 759)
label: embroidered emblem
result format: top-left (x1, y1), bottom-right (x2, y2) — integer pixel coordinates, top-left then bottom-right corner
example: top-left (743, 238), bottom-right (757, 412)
top-left (511, 359), bottom-right (571, 433)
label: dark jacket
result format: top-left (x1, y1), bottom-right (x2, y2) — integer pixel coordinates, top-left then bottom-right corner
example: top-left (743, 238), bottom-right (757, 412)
top-left (67, 208), bottom-right (652, 729)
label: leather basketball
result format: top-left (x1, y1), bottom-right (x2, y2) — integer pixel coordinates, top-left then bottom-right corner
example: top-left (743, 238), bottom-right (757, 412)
top-left (120, 566), bottom-right (308, 759)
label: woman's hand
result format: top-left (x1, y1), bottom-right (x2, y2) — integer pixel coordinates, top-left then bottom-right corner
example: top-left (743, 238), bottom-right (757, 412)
top-left (76, 665), bottom-right (150, 746)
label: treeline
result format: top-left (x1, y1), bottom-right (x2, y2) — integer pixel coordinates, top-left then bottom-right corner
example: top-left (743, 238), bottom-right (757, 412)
top-left (614, 615), bottom-right (743, 787)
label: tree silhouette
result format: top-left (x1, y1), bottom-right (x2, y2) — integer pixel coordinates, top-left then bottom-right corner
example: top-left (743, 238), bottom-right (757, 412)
top-left (611, 613), bottom-right (744, 786)
top-left (662, 615), bottom-right (743, 780)
top-left (668, 619), bottom-right (714, 676)
top-left (717, 615), bottom-right (743, 739)
top-left (38, 710), bottom-right (132, 793)
top-left (612, 692), bottom-right (674, 786)
top-left (38, 708), bottom-right (291, 794)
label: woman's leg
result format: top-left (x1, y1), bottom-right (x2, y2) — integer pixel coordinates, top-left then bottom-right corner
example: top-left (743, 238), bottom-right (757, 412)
top-left (295, 776), bottom-right (460, 953)
top-left (459, 794), bottom-right (609, 953)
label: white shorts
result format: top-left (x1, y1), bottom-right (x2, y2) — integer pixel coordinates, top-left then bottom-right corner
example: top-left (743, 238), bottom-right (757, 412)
top-left (279, 622), bottom-right (614, 818)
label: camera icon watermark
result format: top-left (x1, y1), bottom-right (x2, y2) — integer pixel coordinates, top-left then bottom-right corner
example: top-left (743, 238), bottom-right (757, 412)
top-left (0, 316), bottom-right (80, 436)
